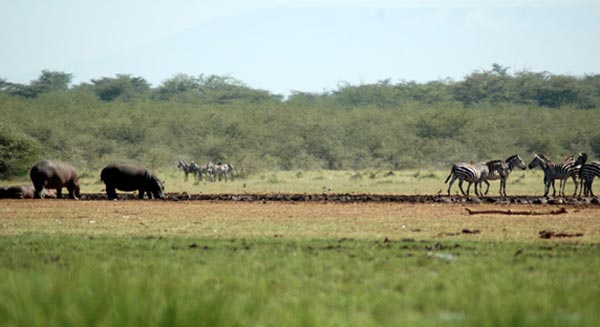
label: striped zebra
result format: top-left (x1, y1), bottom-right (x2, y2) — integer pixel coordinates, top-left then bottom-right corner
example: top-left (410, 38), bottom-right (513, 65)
top-left (177, 159), bottom-right (196, 182)
top-left (579, 160), bottom-right (600, 197)
top-left (212, 162), bottom-right (236, 181)
top-left (444, 161), bottom-right (490, 196)
top-left (527, 154), bottom-right (579, 197)
top-left (574, 152), bottom-right (588, 196)
top-left (481, 154), bottom-right (527, 196)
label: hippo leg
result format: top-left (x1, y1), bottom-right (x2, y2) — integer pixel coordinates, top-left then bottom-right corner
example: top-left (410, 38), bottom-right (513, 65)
top-left (106, 186), bottom-right (118, 200)
top-left (67, 183), bottom-right (78, 199)
top-left (33, 183), bottom-right (45, 199)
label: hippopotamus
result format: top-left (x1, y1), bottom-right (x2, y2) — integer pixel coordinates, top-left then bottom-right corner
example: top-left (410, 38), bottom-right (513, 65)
top-left (29, 160), bottom-right (81, 199)
top-left (0, 185), bottom-right (56, 199)
top-left (100, 163), bottom-right (165, 200)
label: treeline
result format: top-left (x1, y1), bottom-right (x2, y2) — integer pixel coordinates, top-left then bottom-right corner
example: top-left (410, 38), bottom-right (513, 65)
top-left (2, 64), bottom-right (600, 108)
top-left (1, 65), bottom-right (600, 178)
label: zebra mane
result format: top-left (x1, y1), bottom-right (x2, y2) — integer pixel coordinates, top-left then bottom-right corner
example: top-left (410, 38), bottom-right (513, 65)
top-left (485, 160), bottom-right (505, 170)
top-left (538, 153), bottom-right (552, 163)
top-left (505, 154), bottom-right (519, 162)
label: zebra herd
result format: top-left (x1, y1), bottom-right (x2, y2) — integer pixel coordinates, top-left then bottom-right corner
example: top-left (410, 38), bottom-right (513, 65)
top-left (445, 153), bottom-right (600, 197)
top-left (177, 159), bottom-right (236, 183)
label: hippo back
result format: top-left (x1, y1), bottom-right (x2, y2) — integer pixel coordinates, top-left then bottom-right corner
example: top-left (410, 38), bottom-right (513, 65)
top-left (101, 163), bottom-right (164, 199)
top-left (30, 160), bottom-right (80, 198)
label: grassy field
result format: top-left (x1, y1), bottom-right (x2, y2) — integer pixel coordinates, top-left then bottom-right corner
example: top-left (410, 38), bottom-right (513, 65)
top-left (1, 200), bottom-right (600, 326)
top-left (1, 168), bottom-right (571, 196)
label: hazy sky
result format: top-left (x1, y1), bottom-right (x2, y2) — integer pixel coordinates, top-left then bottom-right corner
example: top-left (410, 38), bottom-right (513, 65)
top-left (1, 0), bottom-right (599, 94)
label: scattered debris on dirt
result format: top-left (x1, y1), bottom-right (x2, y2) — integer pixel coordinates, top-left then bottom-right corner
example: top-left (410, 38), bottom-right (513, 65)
top-left (465, 207), bottom-right (569, 215)
top-left (9, 192), bottom-right (599, 206)
top-left (539, 230), bottom-right (584, 239)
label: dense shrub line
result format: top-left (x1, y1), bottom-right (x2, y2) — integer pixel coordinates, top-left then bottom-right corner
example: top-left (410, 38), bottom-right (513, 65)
top-left (1, 65), bottom-right (599, 177)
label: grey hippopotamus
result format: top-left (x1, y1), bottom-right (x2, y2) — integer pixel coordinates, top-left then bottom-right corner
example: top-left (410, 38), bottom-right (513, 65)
top-left (100, 163), bottom-right (165, 200)
top-left (0, 185), bottom-right (56, 199)
top-left (29, 160), bottom-right (81, 199)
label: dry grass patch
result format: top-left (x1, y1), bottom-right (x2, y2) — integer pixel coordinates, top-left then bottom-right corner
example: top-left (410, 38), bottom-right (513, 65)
top-left (2, 200), bottom-right (599, 242)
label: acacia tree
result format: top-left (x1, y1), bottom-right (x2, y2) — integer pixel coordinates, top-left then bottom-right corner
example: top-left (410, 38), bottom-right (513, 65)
top-left (91, 74), bottom-right (150, 101)
top-left (154, 74), bottom-right (202, 101)
top-left (1, 70), bottom-right (72, 98)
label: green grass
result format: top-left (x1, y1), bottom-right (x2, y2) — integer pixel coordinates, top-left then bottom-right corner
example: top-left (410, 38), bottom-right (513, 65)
top-left (1, 234), bottom-right (599, 326)
top-left (65, 168), bottom-right (555, 196)
top-left (2, 167), bottom-right (576, 196)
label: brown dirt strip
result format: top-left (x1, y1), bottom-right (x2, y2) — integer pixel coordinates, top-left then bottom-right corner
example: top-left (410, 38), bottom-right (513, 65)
top-left (2, 200), bottom-right (599, 242)
top-left (73, 192), bottom-right (600, 206)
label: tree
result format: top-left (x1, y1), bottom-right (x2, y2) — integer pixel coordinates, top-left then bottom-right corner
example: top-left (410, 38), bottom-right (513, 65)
top-left (154, 74), bottom-right (202, 101)
top-left (0, 124), bottom-right (42, 178)
top-left (0, 70), bottom-right (72, 98)
top-left (91, 74), bottom-right (150, 101)
top-left (195, 74), bottom-right (282, 104)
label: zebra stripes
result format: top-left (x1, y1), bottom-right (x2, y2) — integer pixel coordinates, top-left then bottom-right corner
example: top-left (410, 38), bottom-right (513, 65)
top-left (177, 159), bottom-right (196, 182)
top-left (527, 154), bottom-right (579, 197)
top-left (445, 162), bottom-right (490, 196)
top-left (579, 161), bottom-right (600, 197)
top-left (178, 160), bottom-right (236, 182)
top-left (481, 154), bottom-right (527, 196)
top-left (445, 155), bottom-right (525, 197)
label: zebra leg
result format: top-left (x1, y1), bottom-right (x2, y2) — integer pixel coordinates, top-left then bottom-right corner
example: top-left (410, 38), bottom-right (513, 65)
top-left (446, 175), bottom-right (457, 196)
top-left (543, 178), bottom-right (550, 197)
top-left (483, 180), bottom-right (490, 196)
top-left (458, 180), bottom-right (467, 196)
top-left (559, 178), bottom-right (566, 197)
top-left (502, 178), bottom-right (508, 197)
top-left (464, 181), bottom-right (472, 196)
top-left (571, 176), bottom-right (578, 197)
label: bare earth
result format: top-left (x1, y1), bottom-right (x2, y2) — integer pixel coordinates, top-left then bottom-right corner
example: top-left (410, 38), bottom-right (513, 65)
top-left (2, 200), bottom-right (599, 242)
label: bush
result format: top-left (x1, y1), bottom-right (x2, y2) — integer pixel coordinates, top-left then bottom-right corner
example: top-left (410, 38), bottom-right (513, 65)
top-left (0, 124), bottom-right (42, 179)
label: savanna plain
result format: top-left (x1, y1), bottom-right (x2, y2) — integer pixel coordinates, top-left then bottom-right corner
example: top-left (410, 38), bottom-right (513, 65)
top-left (2, 174), bottom-right (600, 326)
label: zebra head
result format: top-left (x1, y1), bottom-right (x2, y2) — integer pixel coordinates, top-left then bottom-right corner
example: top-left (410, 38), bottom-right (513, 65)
top-left (528, 154), bottom-right (548, 170)
top-left (506, 154), bottom-right (526, 171)
top-left (177, 159), bottom-right (187, 169)
top-left (574, 152), bottom-right (588, 166)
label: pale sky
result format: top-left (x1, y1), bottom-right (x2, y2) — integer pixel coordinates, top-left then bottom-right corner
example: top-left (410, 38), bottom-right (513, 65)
top-left (1, 0), bottom-right (599, 95)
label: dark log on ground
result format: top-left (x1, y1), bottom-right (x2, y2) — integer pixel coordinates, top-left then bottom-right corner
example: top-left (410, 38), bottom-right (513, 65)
top-left (539, 230), bottom-right (584, 239)
top-left (465, 207), bottom-right (569, 215)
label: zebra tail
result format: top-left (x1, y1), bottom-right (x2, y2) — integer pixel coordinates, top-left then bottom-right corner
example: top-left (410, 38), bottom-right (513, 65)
top-left (444, 171), bottom-right (452, 184)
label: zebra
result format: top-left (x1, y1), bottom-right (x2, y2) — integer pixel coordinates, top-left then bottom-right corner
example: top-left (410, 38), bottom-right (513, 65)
top-left (481, 154), bottom-right (527, 196)
top-left (212, 162), bottom-right (236, 181)
top-left (578, 160), bottom-right (600, 197)
top-left (544, 154), bottom-right (580, 196)
top-left (574, 152), bottom-right (588, 196)
top-left (177, 159), bottom-right (196, 182)
top-left (189, 162), bottom-right (201, 182)
top-left (527, 153), bottom-right (579, 197)
top-left (444, 161), bottom-right (490, 196)
top-left (195, 162), bottom-right (214, 182)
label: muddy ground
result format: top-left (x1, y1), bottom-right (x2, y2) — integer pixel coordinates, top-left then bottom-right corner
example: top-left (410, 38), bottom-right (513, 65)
top-left (75, 192), bottom-right (600, 205)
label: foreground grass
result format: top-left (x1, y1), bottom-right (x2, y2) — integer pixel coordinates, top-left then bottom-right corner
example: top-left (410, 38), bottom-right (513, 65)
top-left (0, 234), bottom-right (599, 326)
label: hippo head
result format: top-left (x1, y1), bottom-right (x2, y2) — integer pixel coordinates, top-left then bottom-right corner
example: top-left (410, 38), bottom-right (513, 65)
top-left (149, 175), bottom-right (165, 199)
